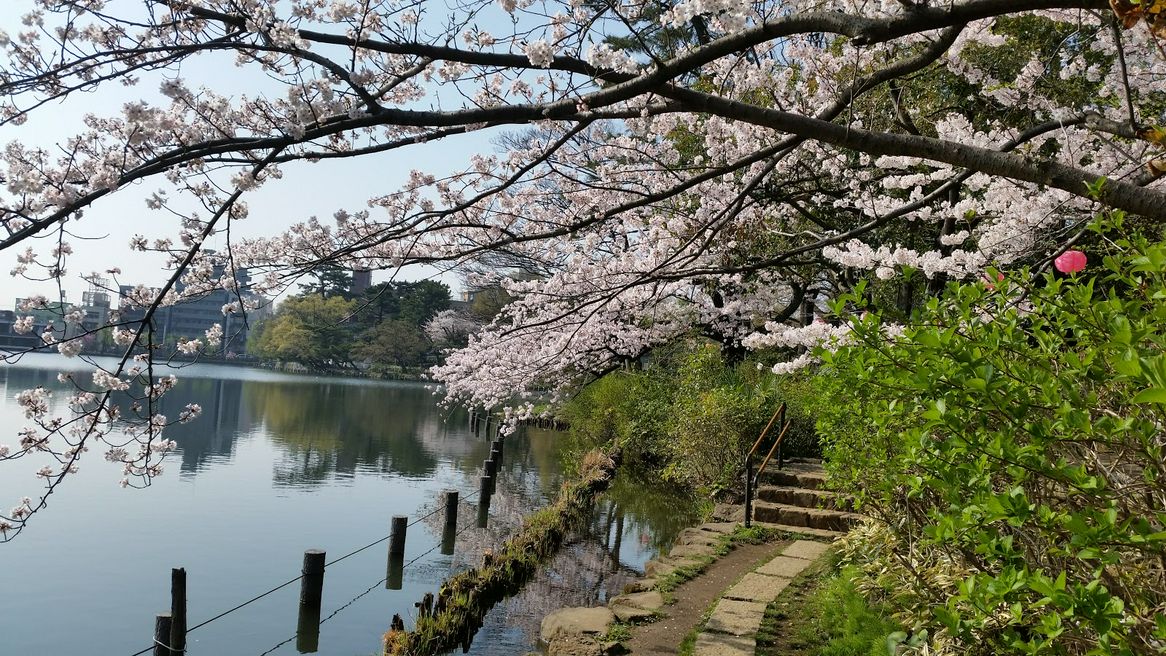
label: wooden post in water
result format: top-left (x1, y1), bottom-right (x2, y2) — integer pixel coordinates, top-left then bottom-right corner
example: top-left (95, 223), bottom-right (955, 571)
top-left (476, 497), bottom-right (490, 528)
top-left (491, 439), bottom-right (503, 465)
top-left (441, 522), bottom-right (457, 556)
top-left (389, 516), bottom-right (407, 560)
top-left (477, 474), bottom-right (492, 528)
top-left (385, 516), bottom-right (407, 590)
top-left (441, 490), bottom-right (459, 554)
top-left (296, 604), bottom-right (321, 653)
top-left (443, 490), bottom-right (459, 527)
top-left (386, 554), bottom-right (404, 590)
top-left (483, 458), bottom-right (496, 494)
top-left (170, 568), bottom-right (186, 655)
top-left (300, 549), bottom-right (326, 609)
top-left (297, 550), bottom-right (325, 652)
top-left (153, 613), bottom-right (174, 656)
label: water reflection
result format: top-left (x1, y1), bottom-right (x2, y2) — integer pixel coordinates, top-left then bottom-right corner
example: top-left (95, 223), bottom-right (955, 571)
top-left (157, 377), bottom-right (253, 472)
top-left (0, 355), bottom-right (702, 656)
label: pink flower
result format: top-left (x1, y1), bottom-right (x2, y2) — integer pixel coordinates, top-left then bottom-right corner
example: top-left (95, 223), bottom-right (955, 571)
top-left (1054, 250), bottom-right (1087, 274)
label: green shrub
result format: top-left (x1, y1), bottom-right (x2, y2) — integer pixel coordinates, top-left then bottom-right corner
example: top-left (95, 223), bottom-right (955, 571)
top-left (561, 340), bottom-right (781, 494)
top-left (817, 229), bottom-right (1166, 655)
top-left (769, 371), bottom-right (829, 458)
top-left (807, 566), bottom-right (902, 656)
top-left (665, 344), bottom-right (776, 491)
top-left (559, 368), bottom-right (672, 470)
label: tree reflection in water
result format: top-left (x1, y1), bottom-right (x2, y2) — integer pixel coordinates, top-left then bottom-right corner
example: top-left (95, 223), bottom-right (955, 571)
top-left (0, 361), bottom-right (703, 655)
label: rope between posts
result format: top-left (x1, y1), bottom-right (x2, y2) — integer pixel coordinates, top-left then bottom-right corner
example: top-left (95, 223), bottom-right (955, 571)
top-left (325, 505), bottom-right (444, 569)
top-left (256, 520), bottom-right (480, 656)
top-left (407, 504), bottom-right (444, 528)
top-left (126, 500), bottom-right (458, 656)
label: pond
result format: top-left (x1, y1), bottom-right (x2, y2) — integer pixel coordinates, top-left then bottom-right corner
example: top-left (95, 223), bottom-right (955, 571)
top-left (0, 353), bottom-right (699, 656)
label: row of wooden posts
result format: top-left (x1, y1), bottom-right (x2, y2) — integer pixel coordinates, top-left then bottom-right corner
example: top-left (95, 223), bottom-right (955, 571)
top-left (149, 413), bottom-right (507, 655)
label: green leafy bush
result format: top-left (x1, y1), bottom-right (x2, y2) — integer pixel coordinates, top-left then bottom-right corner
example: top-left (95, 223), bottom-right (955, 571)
top-left (559, 367), bottom-right (673, 470)
top-left (769, 371), bottom-right (829, 458)
top-left (665, 344), bottom-right (776, 490)
top-left (808, 566), bottom-right (903, 656)
top-left (561, 340), bottom-right (780, 493)
top-left (817, 232), bottom-right (1166, 655)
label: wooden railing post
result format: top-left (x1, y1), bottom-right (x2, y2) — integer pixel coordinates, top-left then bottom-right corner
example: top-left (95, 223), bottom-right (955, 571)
top-left (744, 456), bottom-right (753, 528)
top-left (170, 568), bottom-right (186, 655)
top-left (153, 613), bottom-right (174, 656)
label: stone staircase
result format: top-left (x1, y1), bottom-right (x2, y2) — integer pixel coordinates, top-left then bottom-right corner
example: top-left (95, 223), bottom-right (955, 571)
top-left (750, 458), bottom-right (861, 535)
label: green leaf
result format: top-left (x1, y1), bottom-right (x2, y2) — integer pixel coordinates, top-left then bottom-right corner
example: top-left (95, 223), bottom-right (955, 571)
top-left (1131, 387), bottom-right (1166, 404)
top-left (1112, 348), bottom-right (1142, 377)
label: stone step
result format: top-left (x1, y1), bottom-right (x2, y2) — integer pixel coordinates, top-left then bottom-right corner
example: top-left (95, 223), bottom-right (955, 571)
top-left (751, 522), bottom-right (846, 540)
top-left (751, 501), bottom-right (860, 532)
top-left (756, 485), bottom-right (854, 512)
top-left (757, 468), bottom-right (828, 489)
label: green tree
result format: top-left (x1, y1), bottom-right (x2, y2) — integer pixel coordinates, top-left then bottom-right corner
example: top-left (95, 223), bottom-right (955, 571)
top-left (397, 280), bottom-right (451, 326)
top-left (352, 320), bottom-right (428, 369)
top-left (354, 280), bottom-right (451, 329)
top-left (298, 263), bottom-right (353, 299)
top-left (250, 295), bottom-right (356, 370)
top-left (468, 286), bottom-right (511, 322)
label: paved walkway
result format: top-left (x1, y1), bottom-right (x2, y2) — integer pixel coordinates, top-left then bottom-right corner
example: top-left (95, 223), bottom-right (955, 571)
top-left (538, 526), bottom-right (836, 656)
top-left (691, 540), bottom-right (830, 655)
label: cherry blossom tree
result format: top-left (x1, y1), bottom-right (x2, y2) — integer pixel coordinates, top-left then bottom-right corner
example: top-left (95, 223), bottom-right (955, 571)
top-left (1, 0), bottom-right (1165, 537)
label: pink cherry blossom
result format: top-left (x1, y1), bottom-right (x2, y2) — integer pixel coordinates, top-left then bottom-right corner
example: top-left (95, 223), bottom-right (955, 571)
top-left (0, 0), bottom-right (1162, 537)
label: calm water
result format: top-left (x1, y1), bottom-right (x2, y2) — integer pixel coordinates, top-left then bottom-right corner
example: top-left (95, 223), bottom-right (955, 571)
top-left (0, 354), bottom-right (698, 656)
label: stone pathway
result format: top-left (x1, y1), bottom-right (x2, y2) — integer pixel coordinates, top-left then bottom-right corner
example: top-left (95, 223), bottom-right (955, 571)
top-left (691, 539), bottom-right (830, 655)
top-left (537, 520), bottom-right (836, 656)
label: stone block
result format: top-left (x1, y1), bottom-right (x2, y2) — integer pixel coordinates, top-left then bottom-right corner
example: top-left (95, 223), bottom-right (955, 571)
top-left (677, 528), bottom-right (720, 547)
top-left (783, 540), bottom-right (831, 561)
top-left (692, 632), bottom-right (756, 656)
top-left (669, 543), bottom-right (715, 559)
top-left (643, 560), bottom-right (675, 578)
top-left (723, 572), bottom-right (791, 603)
top-left (609, 590), bottom-right (664, 612)
top-left (704, 599), bottom-right (766, 636)
top-left (755, 555), bottom-right (810, 578)
top-left (540, 607), bottom-right (615, 643)
top-left (622, 578), bottom-right (656, 593)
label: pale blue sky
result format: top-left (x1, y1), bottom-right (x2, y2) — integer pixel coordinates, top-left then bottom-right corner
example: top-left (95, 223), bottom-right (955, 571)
top-left (0, 4), bottom-right (521, 310)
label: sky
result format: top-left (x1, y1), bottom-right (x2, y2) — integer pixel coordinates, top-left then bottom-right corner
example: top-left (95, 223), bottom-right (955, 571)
top-left (0, 3), bottom-right (515, 310)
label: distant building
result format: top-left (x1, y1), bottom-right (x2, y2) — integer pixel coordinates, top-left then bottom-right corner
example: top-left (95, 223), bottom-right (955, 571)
top-left (119, 255), bottom-right (263, 357)
top-left (81, 278), bottom-right (112, 330)
top-left (5, 282), bottom-right (114, 351)
top-left (0, 310), bottom-right (46, 350)
top-left (350, 268), bottom-right (372, 297)
top-left (13, 298), bottom-right (73, 337)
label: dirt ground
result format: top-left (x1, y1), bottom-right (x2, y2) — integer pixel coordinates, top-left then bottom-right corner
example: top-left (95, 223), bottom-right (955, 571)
top-left (621, 539), bottom-right (789, 655)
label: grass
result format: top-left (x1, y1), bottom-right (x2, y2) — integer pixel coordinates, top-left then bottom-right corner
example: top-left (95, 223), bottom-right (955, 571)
top-left (675, 597), bottom-right (718, 656)
top-left (603, 622), bottom-right (632, 643)
top-left (755, 551), bottom-right (902, 656)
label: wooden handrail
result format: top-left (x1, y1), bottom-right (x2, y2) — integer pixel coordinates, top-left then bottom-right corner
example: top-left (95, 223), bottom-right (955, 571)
top-left (755, 419), bottom-right (792, 482)
top-left (749, 402), bottom-right (786, 458)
